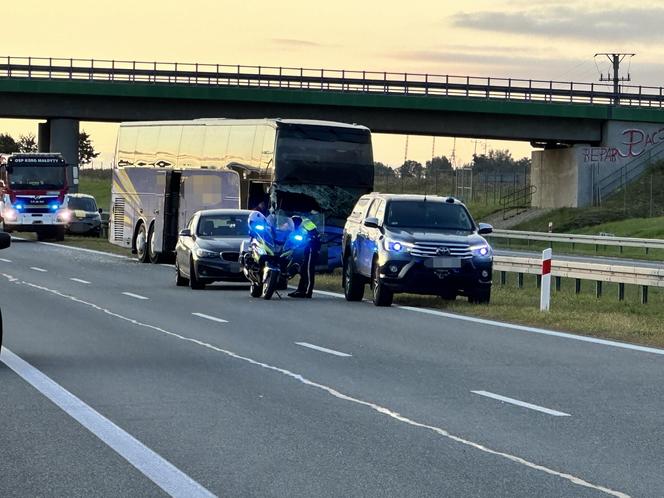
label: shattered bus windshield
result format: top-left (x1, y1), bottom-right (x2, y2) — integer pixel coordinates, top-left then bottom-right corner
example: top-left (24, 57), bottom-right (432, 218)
top-left (275, 125), bottom-right (373, 188)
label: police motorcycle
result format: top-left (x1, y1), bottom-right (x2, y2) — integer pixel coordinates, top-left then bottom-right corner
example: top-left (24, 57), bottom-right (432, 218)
top-left (240, 211), bottom-right (306, 300)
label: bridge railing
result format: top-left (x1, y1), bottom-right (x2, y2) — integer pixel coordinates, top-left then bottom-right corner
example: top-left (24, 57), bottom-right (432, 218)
top-left (1, 55), bottom-right (664, 109)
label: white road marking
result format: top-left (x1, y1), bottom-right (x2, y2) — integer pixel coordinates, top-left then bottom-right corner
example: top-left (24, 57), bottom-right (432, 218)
top-left (192, 312), bottom-right (228, 324)
top-left (34, 241), bottom-right (130, 259)
top-left (472, 390), bottom-right (571, 417)
top-left (122, 292), bottom-right (149, 300)
top-left (70, 278), bottom-right (91, 284)
top-left (0, 347), bottom-right (215, 498)
top-left (295, 342), bottom-right (352, 357)
top-left (314, 289), bottom-right (664, 357)
top-left (8, 275), bottom-right (629, 498)
top-left (30, 267), bottom-right (47, 272)
top-left (0, 258), bottom-right (12, 263)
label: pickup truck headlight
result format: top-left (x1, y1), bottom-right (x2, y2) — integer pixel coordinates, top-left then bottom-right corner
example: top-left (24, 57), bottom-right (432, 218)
top-left (470, 243), bottom-right (492, 257)
top-left (195, 247), bottom-right (219, 258)
top-left (383, 238), bottom-right (414, 252)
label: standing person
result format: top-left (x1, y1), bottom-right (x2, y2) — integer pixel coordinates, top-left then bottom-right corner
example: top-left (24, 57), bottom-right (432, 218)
top-left (289, 215), bottom-right (320, 298)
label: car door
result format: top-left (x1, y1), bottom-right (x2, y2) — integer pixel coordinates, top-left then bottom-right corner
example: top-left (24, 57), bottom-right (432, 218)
top-left (358, 199), bottom-right (383, 277)
top-left (177, 214), bottom-right (197, 275)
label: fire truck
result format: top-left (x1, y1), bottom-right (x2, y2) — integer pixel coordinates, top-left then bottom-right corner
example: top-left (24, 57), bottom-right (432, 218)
top-left (0, 153), bottom-right (71, 241)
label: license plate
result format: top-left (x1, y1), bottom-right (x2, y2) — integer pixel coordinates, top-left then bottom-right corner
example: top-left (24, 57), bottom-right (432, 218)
top-left (431, 257), bottom-right (460, 269)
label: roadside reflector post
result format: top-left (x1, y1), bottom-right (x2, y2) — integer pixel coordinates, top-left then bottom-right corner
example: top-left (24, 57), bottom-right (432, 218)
top-left (618, 283), bottom-right (625, 301)
top-left (596, 281), bottom-right (603, 298)
top-left (540, 248), bottom-right (552, 311)
top-left (641, 285), bottom-right (649, 304)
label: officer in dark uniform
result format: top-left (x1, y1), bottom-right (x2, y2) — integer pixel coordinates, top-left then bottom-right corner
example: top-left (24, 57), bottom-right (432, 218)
top-left (289, 215), bottom-right (320, 298)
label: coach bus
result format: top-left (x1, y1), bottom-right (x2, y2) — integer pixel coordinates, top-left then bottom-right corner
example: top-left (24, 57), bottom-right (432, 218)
top-left (109, 118), bottom-right (374, 268)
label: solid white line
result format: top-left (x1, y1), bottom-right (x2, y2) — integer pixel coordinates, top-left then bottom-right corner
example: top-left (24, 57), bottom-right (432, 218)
top-left (192, 312), bottom-right (228, 324)
top-left (122, 292), bottom-right (149, 300)
top-left (0, 347), bottom-right (215, 498)
top-left (296, 342), bottom-right (352, 357)
top-left (70, 278), bottom-right (91, 284)
top-left (30, 267), bottom-right (47, 272)
top-left (313, 289), bottom-right (664, 357)
top-left (472, 390), bottom-right (571, 417)
top-left (6, 275), bottom-right (629, 498)
top-left (35, 241), bottom-right (130, 259)
top-left (0, 258), bottom-right (12, 263)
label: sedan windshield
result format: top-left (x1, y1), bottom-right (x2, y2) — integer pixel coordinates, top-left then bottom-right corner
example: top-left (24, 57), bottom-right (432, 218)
top-left (386, 201), bottom-right (474, 231)
top-left (197, 214), bottom-right (249, 237)
top-left (67, 197), bottom-right (97, 211)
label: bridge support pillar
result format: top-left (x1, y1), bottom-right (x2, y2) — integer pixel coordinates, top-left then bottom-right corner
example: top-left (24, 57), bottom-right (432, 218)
top-left (531, 147), bottom-right (589, 208)
top-left (37, 122), bottom-right (50, 152)
top-left (49, 118), bottom-right (79, 193)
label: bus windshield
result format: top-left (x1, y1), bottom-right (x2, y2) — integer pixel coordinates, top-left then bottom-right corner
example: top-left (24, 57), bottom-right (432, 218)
top-left (9, 165), bottom-right (66, 189)
top-left (275, 125), bottom-right (373, 188)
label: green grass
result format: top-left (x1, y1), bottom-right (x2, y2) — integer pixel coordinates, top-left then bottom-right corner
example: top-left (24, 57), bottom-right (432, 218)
top-left (78, 170), bottom-right (112, 213)
top-left (315, 271), bottom-right (664, 348)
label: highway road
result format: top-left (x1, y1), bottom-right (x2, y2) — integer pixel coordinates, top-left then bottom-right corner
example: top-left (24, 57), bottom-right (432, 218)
top-left (1, 239), bottom-right (663, 497)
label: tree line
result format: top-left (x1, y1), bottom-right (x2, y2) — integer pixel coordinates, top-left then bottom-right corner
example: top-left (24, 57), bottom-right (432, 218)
top-left (0, 131), bottom-right (100, 164)
top-left (375, 149), bottom-right (531, 179)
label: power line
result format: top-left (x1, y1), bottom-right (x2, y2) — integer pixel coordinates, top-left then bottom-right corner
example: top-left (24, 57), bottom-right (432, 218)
top-left (594, 52), bottom-right (635, 105)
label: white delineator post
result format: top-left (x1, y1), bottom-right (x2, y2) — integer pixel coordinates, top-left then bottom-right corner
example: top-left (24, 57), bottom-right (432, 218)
top-left (540, 248), bottom-right (552, 311)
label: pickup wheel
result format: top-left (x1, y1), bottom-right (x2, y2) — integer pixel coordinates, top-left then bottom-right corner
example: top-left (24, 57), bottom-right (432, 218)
top-left (343, 255), bottom-right (365, 302)
top-left (371, 261), bottom-right (393, 307)
top-left (469, 286), bottom-right (491, 304)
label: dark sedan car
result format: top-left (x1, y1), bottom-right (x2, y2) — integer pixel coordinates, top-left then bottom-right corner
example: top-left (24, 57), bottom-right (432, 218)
top-left (175, 209), bottom-right (252, 289)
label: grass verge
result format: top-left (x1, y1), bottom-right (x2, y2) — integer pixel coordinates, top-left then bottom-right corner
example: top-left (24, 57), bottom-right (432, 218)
top-left (315, 270), bottom-right (664, 348)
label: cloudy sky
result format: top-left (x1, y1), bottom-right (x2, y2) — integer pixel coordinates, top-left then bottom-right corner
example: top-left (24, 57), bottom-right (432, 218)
top-left (1, 0), bottom-right (662, 167)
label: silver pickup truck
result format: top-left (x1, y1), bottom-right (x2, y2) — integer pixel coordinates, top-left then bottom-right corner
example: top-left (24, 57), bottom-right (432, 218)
top-left (341, 193), bottom-right (493, 306)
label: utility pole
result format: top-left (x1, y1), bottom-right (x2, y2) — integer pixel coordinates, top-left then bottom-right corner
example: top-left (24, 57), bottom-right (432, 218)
top-left (595, 53), bottom-right (635, 105)
top-left (404, 135), bottom-right (409, 164)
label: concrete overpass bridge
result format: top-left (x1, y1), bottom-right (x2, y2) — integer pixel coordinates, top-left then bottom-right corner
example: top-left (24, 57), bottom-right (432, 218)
top-left (2, 56), bottom-right (664, 206)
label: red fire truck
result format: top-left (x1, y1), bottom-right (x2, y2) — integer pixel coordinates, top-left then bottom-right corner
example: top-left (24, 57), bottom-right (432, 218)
top-left (0, 153), bottom-right (71, 240)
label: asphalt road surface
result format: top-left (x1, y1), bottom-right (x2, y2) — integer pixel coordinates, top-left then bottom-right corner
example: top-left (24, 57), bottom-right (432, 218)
top-left (1, 239), bottom-right (663, 497)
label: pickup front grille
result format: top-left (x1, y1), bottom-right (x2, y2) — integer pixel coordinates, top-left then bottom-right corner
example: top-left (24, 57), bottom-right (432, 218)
top-left (410, 242), bottom-right (472, 258)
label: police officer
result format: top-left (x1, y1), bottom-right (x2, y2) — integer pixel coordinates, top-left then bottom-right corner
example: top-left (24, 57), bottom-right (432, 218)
top-left (289, 215), bottom-right (320, 298)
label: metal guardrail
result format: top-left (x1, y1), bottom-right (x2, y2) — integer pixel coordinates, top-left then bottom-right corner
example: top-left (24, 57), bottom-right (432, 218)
top-left (494, 255), bottom-right (664, 286)
top-left (489, 229), bottom-right (664, 251)
top-left (494, 254), bottom-right (662, 303)
top-left (1, 56), bottom-right (664, 109)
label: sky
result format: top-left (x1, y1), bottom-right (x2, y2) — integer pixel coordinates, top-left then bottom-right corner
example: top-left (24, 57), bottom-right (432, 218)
top-left (2, 0), bottom-right (663, 168)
